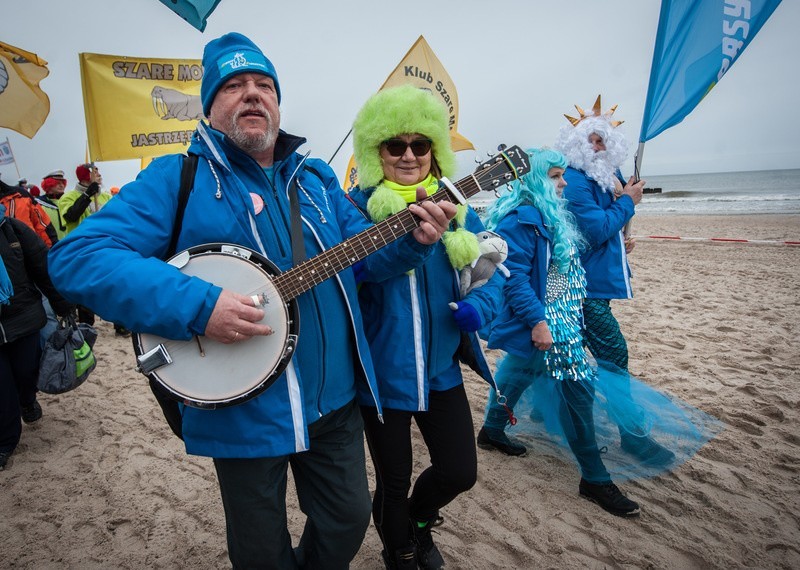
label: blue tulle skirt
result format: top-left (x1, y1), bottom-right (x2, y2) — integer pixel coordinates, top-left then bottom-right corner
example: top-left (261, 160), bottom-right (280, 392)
top-left (484, 353), bottom-right (724, 482)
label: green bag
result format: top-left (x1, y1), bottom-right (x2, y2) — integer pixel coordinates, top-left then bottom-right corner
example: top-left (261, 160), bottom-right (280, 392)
top-left (38, 316), bottom-right (98, 394)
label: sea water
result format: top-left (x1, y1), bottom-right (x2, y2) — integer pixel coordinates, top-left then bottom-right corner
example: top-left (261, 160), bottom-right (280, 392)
top-left (470, 169), bottom-right (800, 216)
top-left (637, 169), bottom-right (800, 216)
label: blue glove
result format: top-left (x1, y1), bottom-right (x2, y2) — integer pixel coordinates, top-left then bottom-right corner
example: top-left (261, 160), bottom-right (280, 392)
top-left (351, 260), bottom-right (367, 285)
top-left (450, 301), bottom-right (481, 332)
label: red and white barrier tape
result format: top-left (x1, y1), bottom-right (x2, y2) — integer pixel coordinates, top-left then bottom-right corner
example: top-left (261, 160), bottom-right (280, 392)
top-left (632, 234), bottom-right (800, 246)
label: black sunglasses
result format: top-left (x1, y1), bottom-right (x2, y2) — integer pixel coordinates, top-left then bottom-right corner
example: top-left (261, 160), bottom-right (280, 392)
top-left (382, 138), bottom-right (432, 157)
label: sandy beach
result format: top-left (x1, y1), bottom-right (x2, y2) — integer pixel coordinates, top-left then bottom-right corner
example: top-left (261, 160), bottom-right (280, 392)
top-left (2, 213), bottom-right (799, 569)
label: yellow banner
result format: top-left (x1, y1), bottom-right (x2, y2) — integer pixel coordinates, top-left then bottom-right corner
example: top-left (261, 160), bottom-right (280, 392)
top-left (342, 154), bottom-right (359, 193)
top-left (380, 36), bottom-right (473, 152)
top-left (343, 36), bottom-right (473, 190)
top-left (80, 52), bottom-right (204, 161)
top-left (0, 40), bottom-right (50, 138)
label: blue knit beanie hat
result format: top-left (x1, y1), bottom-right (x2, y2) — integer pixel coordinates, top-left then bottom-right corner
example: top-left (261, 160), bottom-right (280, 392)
top-left (200, 32), bottom-right (281, 116)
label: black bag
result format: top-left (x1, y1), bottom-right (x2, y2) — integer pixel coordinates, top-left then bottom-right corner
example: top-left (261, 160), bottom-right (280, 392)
top-left (38, 315), bottom-right (98, 394)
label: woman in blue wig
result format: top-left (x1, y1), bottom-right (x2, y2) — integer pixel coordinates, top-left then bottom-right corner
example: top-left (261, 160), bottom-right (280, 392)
top-left (479, 148), bottom-right (721, 518)
top-left (479, 147), bottom-right (640, 516)
top-left (348, 85), bottom-right (503, 569)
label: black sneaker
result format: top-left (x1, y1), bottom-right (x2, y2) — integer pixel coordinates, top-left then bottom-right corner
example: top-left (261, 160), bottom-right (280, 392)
top-left (411, 519), bottom-right (445, 569)
top-left (477, 426), bottom-right (527, 457)
top-left (0, 450), bottom-right (12, 470)
top-left (382, 545), bottom-right (418, 570)
top-left (21, 400), bottom-right (42, 424)
top-left (579, 478), bottom-right (641, 517)
top-left (621, 434), bottom-right (676, 467)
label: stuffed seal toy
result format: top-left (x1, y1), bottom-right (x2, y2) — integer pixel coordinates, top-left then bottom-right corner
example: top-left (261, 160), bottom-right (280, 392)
top-left (449, 231), bottom-right (510, 305)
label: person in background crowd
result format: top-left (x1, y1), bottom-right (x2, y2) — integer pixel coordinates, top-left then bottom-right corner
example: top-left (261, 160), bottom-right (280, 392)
top-left (1, 204), bottom-right (73, 471)
top-left (37, 170), bottom-right (68, 241)
top-left (35, 170), bottom-right (72, 345)
top-left (58, 163), bottom-right (129, 337)
top-left (59, 163), bottom-right (111, 235)
top-left (0, 177), bottom-right (58, 247)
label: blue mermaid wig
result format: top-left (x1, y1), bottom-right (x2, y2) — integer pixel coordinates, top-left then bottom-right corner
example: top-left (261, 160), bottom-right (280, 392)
top-left (484, 148), bottom-right (584, 272)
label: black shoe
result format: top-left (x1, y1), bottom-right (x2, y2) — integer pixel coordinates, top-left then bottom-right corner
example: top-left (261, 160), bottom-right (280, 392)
top-left (621, 434), bottom-right (676, 467)
top-left (477, 426), bottom-right (527, 457)
top-left (579, 478), bottom-right (641, 517)
top-left (0, 450), bottom-right (12, 470)
top-left (21, 400), bottom-right (42, 424)
top-left (115, 325), bottom-right (131, 338)
top-left (412, 519), bottom-right (445, 569)
top-left (382, 545), bottom-right (418, 570)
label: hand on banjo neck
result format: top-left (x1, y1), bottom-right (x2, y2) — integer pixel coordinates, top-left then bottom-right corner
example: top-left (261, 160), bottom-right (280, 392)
top-left (203, 185), bottom-right (458, 345)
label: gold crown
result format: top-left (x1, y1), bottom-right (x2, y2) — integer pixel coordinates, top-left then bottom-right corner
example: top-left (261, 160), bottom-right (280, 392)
top-left (564, 95), bottom-right (624, 128)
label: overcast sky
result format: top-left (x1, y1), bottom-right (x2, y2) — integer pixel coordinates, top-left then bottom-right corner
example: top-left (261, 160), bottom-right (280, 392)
top-left (1, 0), bottom-right (797, 190)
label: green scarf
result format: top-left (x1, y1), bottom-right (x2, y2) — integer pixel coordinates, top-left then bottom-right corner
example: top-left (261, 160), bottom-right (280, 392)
top-left (366, 176), bottom-right (479, 270)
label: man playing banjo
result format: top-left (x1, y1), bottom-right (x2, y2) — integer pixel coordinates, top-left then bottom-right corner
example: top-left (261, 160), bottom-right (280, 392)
top-left (49, 32), bottom-right (456, 569)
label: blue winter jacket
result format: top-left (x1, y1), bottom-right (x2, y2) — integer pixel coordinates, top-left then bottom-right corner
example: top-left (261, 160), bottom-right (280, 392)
top-left (486, 205), bottom-right (552, 359)
top-left (48, 123), bottom-right (434, 458)
top-left (562, 166), bottom-right (634, 299)
top-left (348, 185), bottom-right (502, 411)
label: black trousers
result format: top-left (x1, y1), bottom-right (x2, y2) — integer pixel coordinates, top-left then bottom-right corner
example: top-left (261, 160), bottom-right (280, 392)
top-left (0, 331), bottom-right (41, 452)
top-left (213, 400), bottom-right (371, 570)
top-left (361, 383), bottom-right (477, 554)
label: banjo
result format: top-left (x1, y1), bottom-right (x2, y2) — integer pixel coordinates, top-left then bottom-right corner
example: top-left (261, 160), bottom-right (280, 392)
top-left (133, 145), bottom-right (530, 409)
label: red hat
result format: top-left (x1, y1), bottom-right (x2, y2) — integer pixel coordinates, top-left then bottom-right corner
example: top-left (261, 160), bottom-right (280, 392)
top-left (41, 178), bottom-right (61, 193)
top-left (76, 163), bottom-right (94, 183)
top-left (28, 185), bottom-right (41, 196)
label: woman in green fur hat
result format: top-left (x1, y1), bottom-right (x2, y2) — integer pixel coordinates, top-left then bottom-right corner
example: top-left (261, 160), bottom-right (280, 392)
top-left (348, 85), bottom-right (503, 570)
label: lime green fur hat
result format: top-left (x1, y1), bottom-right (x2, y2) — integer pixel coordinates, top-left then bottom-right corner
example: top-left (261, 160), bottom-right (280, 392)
top-left (352, 84), bottom-right (457, 189)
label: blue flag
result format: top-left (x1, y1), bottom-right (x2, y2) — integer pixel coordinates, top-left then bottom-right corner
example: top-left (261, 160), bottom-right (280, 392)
top-left (158, 0), bottom-right (223, 32)
top-left (639, 0), bottom-right (782, 142)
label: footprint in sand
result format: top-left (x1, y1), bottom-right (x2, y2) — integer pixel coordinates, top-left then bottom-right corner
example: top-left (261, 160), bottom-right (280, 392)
top-left (659, 339), bottom-right (686, 349)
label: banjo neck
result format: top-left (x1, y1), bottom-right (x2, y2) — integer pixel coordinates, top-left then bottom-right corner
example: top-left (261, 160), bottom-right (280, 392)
top-left (271, 145), bottom-right (529, 302)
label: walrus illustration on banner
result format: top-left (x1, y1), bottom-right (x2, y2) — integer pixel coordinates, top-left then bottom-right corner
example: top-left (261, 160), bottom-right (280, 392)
top-left (151, 86), bottom-right (204, 121)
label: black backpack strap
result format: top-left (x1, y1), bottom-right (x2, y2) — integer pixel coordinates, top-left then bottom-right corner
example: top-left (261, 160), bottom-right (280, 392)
top-left (166, 153), bottom-right (199, 259)
top-left (148, 152), bottom-right (199, 441)
top-left (286, 163), bottom-right (326, 266)
top-left (288, 178), bottom-right (307, 266)
top-left (303, 164), bottom-right (324, 182)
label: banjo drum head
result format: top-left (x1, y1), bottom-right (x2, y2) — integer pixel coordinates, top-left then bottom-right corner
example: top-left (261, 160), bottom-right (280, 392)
top-left (136, 244), bottom-right (296, 408)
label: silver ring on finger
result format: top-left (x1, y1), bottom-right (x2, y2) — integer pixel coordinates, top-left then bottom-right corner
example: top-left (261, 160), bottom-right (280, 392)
top-left (233, 331), bottom-right (240, 342)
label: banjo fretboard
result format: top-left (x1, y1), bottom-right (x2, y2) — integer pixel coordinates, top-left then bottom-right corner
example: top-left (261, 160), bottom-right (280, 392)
top-left (271, 146), bottom-right (529, 301)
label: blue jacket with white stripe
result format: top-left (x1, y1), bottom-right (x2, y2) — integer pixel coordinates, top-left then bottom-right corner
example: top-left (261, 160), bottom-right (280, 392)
top-left (562, 166), bottom-right (634, 299)
top-left (348, 184), bottom-right (502, 412)
top-left (48, 123), bottom-right (433, 458)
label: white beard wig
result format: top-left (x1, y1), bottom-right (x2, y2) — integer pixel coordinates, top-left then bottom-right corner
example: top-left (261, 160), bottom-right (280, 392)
top-left (554, 116), bottom-right (629, 193)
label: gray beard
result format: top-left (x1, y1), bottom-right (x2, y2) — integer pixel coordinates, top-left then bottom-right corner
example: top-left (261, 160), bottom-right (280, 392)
top-left (228, 110), bottom-right (278, 154)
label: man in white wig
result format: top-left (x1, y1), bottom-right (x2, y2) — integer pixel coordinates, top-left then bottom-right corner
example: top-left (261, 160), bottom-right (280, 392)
top-left (554, 96), bottom-right (673, 465)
